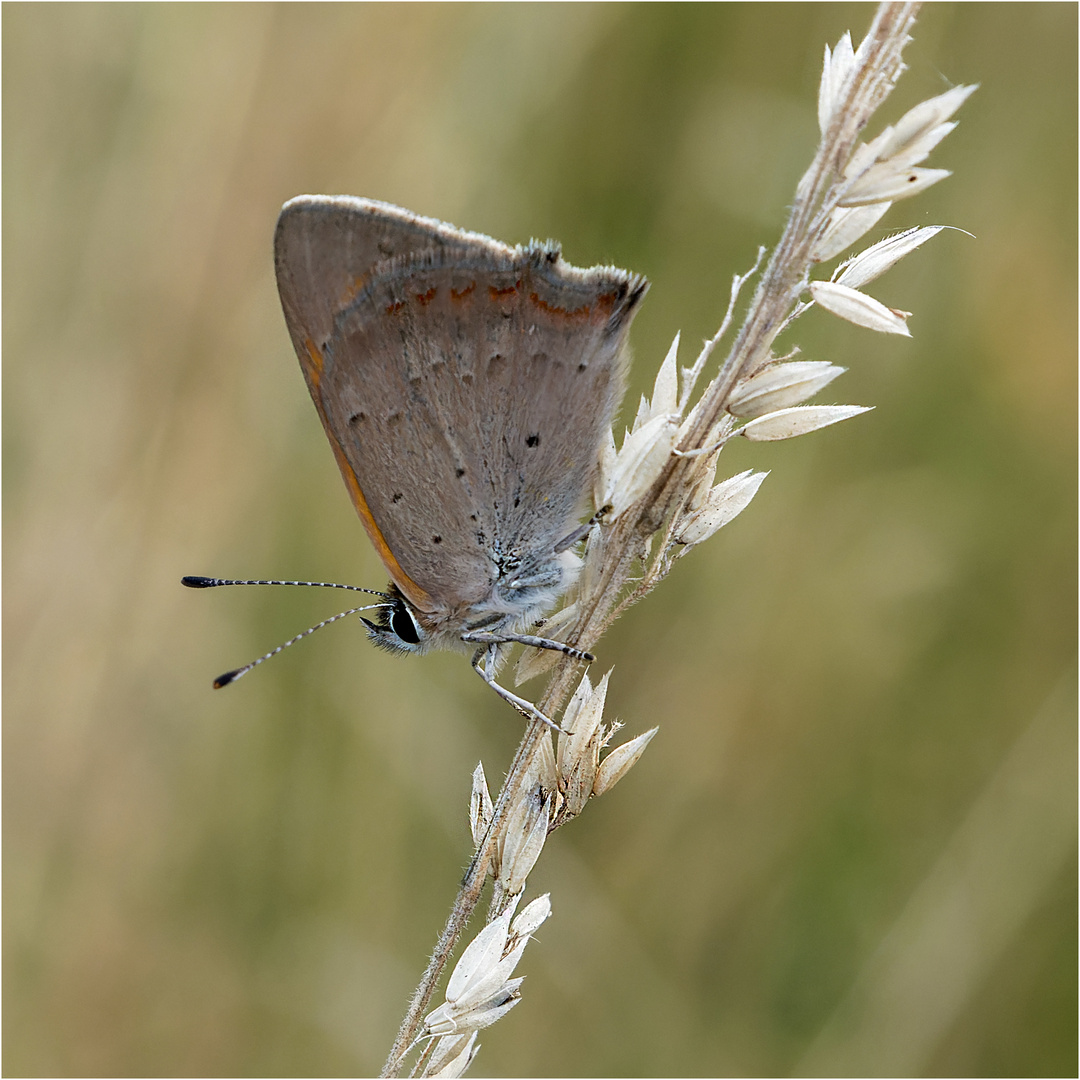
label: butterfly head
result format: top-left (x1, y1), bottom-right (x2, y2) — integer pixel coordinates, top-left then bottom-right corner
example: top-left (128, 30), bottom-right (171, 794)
top-left (361, 586), bottom-right (430, 655)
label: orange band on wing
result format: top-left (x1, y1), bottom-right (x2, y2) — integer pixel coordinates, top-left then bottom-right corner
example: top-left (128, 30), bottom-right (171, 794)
top-left (302, 338), bottom-right (432, 611)
top-left (301, 337), bottom-right (325, 387)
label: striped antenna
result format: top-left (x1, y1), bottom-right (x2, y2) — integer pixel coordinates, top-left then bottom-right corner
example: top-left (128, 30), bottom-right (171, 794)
top-left (212, 603), bottom-right (387, 688)
top-left (181, 576), bottom-right (390, 597)
top-left (180, 575), bottom-right (392, 688)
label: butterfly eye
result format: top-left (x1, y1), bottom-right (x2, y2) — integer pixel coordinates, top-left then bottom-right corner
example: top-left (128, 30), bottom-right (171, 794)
top-left (390, 602), bottom-right (421, 646)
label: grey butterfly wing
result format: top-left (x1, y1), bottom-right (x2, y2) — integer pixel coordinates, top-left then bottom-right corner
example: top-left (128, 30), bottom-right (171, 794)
top-left (274, 196), bottom-right (647, 623)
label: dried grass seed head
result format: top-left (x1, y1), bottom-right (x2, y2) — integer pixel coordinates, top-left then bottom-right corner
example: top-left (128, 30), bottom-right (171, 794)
top-left (675, 469), bottom-right (770, 547)
top-left (727, 361), bottom-right (847, 418)
top-left (809, 280), bottom-right (912, 335)
top-left (738, 404), bottom-right (874, 442)
top-left (593, 726), bottom-right (659, 798)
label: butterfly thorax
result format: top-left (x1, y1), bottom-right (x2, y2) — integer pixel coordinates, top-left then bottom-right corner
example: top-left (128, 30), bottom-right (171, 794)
top-left (363, 545), bottom-right (580, 655)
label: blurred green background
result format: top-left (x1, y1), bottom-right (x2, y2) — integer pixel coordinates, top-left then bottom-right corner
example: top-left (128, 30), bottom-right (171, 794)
top-left (4, 3), bottom-right (1075, 1076)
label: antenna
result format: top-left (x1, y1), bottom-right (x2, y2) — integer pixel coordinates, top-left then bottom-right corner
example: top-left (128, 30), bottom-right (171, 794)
top-left (181, 575), bottom-right (391, 688)
top-left (181, 576), bottom-right (389, 597)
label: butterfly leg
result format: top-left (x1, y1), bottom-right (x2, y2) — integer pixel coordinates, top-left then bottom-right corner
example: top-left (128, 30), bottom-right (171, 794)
top-left (471, 645), bottom-right (567, 733)
top-left (553, 504), bottom-right (611, 553)
top-left (463, 630), bottom-right (594, 662)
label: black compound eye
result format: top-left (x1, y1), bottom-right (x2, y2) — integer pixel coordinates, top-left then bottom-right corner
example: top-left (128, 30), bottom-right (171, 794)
top-left (390, 603), bottom-right (421, 645)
